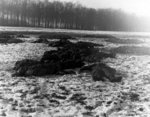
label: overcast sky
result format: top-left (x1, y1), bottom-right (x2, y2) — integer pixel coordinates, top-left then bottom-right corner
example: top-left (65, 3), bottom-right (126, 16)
top-left (53, 0), bottom-right (150, 17)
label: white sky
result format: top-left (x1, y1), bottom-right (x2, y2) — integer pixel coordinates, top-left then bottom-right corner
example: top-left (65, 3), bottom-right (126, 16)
top-left (53, 0), bottom-right (150, 17)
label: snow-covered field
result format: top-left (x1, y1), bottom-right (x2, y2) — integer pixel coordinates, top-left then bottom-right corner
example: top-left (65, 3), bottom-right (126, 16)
top-left (0, 27), bottom-right (150, 117)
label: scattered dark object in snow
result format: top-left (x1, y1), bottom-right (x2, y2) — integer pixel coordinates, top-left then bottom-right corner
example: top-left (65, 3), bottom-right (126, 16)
top-left (39, 33), bottom-right (75, 40)
top-left (0, 33), bottom-right (24, 44)
top-left (111, 46), bottom-right (150, 55)
top-left (49, 39), bottom-right (73, 47)
top-left (14, 59), bottom-right (39, 71)
top-left (6, 38), bottom-right (24, 44)
top-left (49, 39), bottom-right (101, 48)
top-left (48, 39), bottom-right (113, 63)
top-left (139, 108), bottom-right (144, 111)
top-left (13, 59), bottom-right (60, 76)
top-left (105, 38), bottom-right (143, 44)
top-left (0, 33), bottom-right (14, 39)
top-left (129, 93), bottom-right (139, 102)
top-left (85, 105), bottom-right (95, 110)
top-left (17, 34), bottom-right (29, 38)
top-left (41, 49), bottom-right (84, 70)
top-left (92, 63), bottom-right (122, 82)
top-left (33, 38), bottom-right (49, 43)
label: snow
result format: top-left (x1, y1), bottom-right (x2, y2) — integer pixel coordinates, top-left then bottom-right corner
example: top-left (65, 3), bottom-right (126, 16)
top-left (0, 27), bottom-right (150, 117)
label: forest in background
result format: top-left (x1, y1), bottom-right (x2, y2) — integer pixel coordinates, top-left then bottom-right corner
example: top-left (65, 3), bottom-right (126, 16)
top-left (0, 0), bottom-right (150, 31)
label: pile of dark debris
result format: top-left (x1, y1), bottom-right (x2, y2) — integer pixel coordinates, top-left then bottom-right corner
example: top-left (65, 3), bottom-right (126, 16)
top-left (0, 32), bottom-right (122, 82)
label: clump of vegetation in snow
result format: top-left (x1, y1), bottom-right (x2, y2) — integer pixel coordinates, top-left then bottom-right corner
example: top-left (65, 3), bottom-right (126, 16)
top-left (13, 37), bottom-right (121, 82)
top-left (0, 33), bottom-right (24, 44)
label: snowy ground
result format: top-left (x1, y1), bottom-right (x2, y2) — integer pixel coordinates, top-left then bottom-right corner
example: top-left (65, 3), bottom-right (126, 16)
top-left (0, 28), bottom-right (150, 117)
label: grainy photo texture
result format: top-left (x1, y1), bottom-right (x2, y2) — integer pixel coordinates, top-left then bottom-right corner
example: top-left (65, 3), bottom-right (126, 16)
top-left (0, 0), bottom-right (150, 117)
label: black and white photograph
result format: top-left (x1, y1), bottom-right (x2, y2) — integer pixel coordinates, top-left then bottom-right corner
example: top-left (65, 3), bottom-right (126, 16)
top-left (0, 0), bottom-right (150, 117)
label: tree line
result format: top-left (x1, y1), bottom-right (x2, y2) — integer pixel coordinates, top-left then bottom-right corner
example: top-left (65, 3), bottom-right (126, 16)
top-left (0, 0), bottom-right (149, 31)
